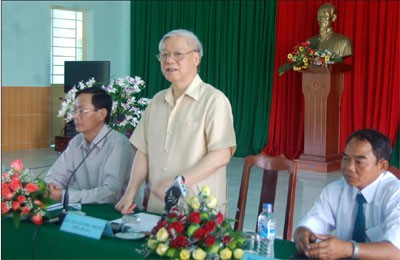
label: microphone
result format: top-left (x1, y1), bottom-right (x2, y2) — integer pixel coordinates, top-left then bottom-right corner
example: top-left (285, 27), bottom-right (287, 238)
top-left (60, 128), bottom-right (113, 219)
top-left (161, 176), bottom-right (187, 219)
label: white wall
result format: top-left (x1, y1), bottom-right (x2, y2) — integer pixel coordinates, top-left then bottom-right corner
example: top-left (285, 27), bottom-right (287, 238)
top-left (2, 1), bottom-right (131, 86)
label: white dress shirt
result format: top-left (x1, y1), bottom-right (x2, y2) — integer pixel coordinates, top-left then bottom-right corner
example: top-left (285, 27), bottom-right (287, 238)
top-left (297, 171), bottom-right (400, 249)
top-left (46, 125), bottom-right (135, 204)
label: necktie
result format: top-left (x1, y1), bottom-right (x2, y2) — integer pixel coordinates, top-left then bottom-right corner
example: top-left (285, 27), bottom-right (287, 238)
top-left (352, 193), bottom-right (367, 242)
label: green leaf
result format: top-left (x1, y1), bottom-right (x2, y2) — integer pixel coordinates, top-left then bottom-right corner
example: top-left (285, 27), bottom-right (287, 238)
top-left (186, 223), bottom-right (200, 237)
top-left (278, 63), bottom-right (293, 76)
top-left (13, 213), bottom-right (22, 228)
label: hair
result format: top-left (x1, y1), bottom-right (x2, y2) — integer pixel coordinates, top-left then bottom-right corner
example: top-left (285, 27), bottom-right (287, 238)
top-left (346, 129), bottom-right (392, 163)
top-left (158, 29), bottom-right (203, 58)
top-left (75, 87), bottom-right (112, 124)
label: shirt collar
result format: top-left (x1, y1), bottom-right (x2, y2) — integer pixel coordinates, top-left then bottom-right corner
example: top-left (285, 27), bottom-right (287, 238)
top-left (184, 74), bottom-right (203, 100)
top-left (78, 124), bottom-right (110, 150)
top-left (165, 74), bottom-right (203, 106)
top-left (352, 172), bottom-right (385, 203)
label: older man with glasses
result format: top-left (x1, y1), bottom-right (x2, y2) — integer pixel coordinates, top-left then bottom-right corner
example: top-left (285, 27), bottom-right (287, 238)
top-left (45, 87), bottom-right (135, 205)
top-left (116, 29), bottom-right (236, 214)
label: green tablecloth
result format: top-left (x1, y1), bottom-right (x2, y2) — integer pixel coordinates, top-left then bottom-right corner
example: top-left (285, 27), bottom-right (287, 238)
top-left (2, 204), bottom-right (297, 259)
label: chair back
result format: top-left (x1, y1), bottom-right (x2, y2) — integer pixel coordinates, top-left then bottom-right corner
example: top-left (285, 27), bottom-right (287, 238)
top-left (234, 153), bottom-right (297, 240)
top-left (388, 165), bottom-right (400, 180)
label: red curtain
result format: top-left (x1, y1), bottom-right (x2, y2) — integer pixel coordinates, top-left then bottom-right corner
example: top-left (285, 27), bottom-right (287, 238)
top-left (263, 0), bottom-right (400, 159)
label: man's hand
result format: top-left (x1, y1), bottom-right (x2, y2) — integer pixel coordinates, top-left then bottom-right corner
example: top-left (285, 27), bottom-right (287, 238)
top-left (150, 178), bottom-right (172, 201)
top-left (47, 183), bottom-right (63, 202)
top-left (115, 193), bottom-right (137, 214)
top-left (294, 226), bottom-right (317, 254)
top-left (304, 234), bottom-right (353, 260)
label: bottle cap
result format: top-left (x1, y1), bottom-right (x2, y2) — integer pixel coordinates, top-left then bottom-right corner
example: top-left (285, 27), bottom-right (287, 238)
top-left (263, 203), bottom-right (273, 212)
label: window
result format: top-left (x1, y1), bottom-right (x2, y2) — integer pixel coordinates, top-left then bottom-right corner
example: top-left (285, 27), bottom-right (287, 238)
top-left (51, 7), bottom-right (86, 84)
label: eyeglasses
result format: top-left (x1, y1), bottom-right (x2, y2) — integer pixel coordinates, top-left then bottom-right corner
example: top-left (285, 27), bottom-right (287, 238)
top-left (73, 108), bottom-right (98, 115)
top-left (156, 50), bottom-right (198, 62)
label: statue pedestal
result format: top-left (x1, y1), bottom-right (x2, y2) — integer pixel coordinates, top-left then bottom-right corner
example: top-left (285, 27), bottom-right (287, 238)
top-left (297, 64), bottom-right (352, 173)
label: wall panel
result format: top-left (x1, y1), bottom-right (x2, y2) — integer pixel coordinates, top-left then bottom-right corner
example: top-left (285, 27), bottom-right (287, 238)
top-left (1, 87), bottom-right (51, 152)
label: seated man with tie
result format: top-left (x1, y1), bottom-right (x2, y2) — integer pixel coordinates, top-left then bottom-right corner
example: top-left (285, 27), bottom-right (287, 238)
top-left (294, 129), bottom-right (400, 259)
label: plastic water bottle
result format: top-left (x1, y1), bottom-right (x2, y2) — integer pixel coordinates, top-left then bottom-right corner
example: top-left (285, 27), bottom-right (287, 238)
top-left (257, 203), bottom-right (276, 258)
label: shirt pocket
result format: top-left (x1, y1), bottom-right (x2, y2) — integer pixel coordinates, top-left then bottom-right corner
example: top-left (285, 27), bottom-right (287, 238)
top-left (176, 120), bottom-right (201, 145)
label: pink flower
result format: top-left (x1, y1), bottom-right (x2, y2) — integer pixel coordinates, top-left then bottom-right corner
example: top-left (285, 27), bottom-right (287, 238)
top-left (21, 206), bottom-right (31, 215)
top-left (9, 178), bottom-right (23, 192)
top-left (2, 183), bottom-right (9, 190)
top-left (1, 185), bottom-right (14, 200)
top-left (12, 201), bottom-right (21, 210)
top-left (24, 183), bottom-right (40, 193)
top-left (11, 173), bottom-right (20, 180)
top-left (1, 202), bottom-right (10, 214)
top-left (10, 159), bottom-right (24, 172)
top-left (1, 159), bottom-right (49, 227)
top-left (32, 213), bottom-right (43, 225)
top-left (17, 195), bottom-right (26, 204)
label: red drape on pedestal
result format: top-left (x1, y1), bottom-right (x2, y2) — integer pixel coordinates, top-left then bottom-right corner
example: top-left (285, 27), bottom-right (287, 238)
top-left (263, 0), bottom-right (399, 159)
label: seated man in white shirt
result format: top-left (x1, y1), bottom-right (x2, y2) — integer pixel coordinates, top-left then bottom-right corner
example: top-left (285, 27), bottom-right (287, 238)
top-left (294, 128), bottom-right (400, 259)
top-left (45, 87), bottom-right (135, 204)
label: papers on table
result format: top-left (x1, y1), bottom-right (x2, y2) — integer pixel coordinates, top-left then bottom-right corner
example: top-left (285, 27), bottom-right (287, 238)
top-left (110, 213), bottom-right (160, 233)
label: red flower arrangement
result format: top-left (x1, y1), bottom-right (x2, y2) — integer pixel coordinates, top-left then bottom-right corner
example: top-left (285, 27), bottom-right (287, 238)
top-left (1, 159), bottom-right (51, 227)
top-left (144, 186), bottom-right (245, 260)
top-left (278, 41), bottom-right (342, 76)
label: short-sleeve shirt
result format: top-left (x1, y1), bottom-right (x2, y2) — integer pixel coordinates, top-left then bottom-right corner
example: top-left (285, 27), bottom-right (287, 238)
top-left (130, 74), bottom-right (236, 213)
top-left (297, 171), bottom-right (400, 249)
top-left (45, 125), bottom-right (135, 204)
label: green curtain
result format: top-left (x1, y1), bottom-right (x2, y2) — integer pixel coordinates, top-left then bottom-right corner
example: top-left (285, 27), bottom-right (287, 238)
top-left (390, 129), bottom-right (400, 167)
top-left (130, 0), bottom-right (277, 157)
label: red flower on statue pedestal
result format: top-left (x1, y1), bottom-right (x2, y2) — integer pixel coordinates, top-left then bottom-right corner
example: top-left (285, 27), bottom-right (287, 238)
top-left (278, 41), bottom-right (343, 76)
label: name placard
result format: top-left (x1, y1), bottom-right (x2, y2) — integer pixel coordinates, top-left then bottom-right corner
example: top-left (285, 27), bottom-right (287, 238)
top-left (60, 213), bottom-right (113, 240)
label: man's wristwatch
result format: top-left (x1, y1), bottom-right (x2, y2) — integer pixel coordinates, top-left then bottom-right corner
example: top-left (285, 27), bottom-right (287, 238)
top-left (350, 240), bottom-right (359, 258)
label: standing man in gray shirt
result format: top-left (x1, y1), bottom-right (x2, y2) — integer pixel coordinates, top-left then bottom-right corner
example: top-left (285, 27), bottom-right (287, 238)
top-left (45, 87), bottom-right (135, 204)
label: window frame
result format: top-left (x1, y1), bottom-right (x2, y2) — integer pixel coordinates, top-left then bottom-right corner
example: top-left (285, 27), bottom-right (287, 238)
top-left (50, 6), bottom-right (87, 85)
